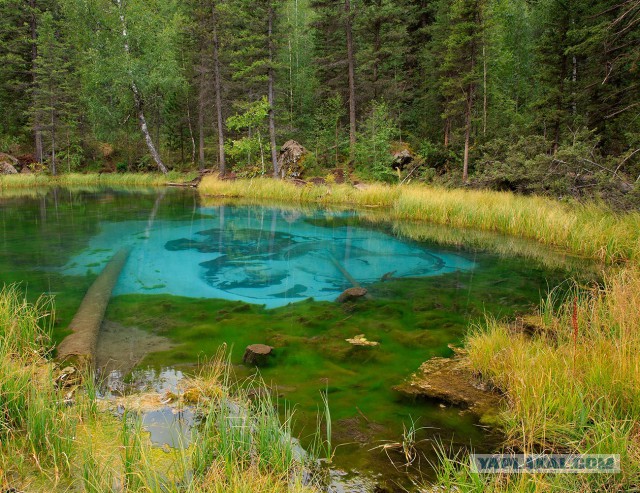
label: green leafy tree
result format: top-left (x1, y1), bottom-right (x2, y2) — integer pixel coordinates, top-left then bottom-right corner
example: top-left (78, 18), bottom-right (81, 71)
top-left (434, 0), bottom-right (486, 181)
top-left (312, 93), bottom-right (347, 167)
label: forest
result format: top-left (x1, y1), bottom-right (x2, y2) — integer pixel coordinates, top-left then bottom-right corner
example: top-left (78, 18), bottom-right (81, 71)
top-left (1, 0), bottom-right (639, 206)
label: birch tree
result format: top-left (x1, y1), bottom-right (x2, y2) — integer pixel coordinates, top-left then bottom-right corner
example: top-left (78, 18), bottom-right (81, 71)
top-left (63, 0), bottom-right (184, 173)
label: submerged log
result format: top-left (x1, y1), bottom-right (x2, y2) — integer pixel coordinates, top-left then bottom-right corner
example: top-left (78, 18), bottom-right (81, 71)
top-left (56, 248), bottom-right (131, 365)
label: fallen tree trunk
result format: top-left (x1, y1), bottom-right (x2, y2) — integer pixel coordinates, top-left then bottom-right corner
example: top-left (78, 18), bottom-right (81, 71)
top-left (57, 248), bottom-right (131, 365)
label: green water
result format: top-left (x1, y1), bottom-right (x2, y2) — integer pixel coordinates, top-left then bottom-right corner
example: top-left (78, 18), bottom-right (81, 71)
top-left (0, 187), bottom-right (596, 490)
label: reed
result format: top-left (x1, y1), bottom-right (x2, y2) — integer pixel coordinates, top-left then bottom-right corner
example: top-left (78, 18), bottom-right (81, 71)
top-left (0, 285), bottom-right (317, 492)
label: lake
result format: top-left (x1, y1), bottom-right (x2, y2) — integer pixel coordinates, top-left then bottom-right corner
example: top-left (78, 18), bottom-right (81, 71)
top-left (0, 187), bottom-right (594, 490)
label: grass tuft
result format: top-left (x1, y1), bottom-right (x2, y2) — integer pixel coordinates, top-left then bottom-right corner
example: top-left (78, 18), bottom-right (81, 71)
top-left (434, 268), bottom-right (640, 491)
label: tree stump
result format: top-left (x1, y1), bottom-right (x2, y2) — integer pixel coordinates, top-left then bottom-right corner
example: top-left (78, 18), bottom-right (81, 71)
top-left (243, 344), bottom-right (274, 366)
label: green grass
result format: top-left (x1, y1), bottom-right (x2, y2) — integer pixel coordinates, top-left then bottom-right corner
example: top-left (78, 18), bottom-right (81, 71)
top-left (199, 176), bottom-right (640, 263)
top-left (0, 171), bottom-right (197, 189)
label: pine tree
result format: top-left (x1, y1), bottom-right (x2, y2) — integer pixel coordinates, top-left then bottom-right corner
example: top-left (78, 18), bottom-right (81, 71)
top-left (311, 0), bottom-right (357, 159)
top-left (436, 0), bottom-right (486, 181)
top-left (355, 0), bottom-right (412, 114)
top-left (225, 0), bottom-right (284, 176)
top-left (279, 0), bottom-right (317, 138)
top-left (30, 10), bottom-right (78, 175)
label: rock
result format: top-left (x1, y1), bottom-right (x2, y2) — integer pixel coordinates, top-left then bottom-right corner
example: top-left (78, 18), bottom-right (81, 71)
top-left (0, 153), bottom-right (18, 175)
top-left (336, 287), bottom-right (368, 303)
top-left (345, 334), bottom-right (379, 347)
top-left (0, 152), bottom-right (18, 165)
top-left (394, 349), bottom-right (501, 415)
top-left (277, 140), bottom-right (308, 179)
top-left (391, 148), bottom-right (413, 170)
top-left (243, 344), bottom-right (274, 366)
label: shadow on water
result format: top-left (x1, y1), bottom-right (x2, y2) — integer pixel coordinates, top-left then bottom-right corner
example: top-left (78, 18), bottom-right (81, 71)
top-left (0, 187), bottom-right (601, 491)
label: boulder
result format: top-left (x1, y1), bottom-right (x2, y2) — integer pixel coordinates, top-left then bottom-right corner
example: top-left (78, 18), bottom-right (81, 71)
top-left (336, 287), bottom-right (368, 303)
top-left (0, 153), bottom-right (19, 175)
top-left (394, 347), bottom-right (501, 415)
top-left (277, 140), bottom-right (308, 179)
top-left (391, 149), bottom-right (413, 171)
top-left (243, 344), bottom-right (274, 366)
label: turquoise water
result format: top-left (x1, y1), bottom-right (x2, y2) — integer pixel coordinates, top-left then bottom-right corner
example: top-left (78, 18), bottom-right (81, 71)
top-left (62, 207), bottom-right (475, 307)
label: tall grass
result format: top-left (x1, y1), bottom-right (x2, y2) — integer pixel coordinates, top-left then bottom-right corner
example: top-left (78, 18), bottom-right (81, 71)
top-left (199, 176), bottom-right (640, 263)
top-left (0, 171), bottom-right (197, 189)
top-left (434, 268), bottom-right (640, 491)
top-left (199, 175), bottom-right (399, 207)
top-left (191, 361), bottom-right (311, 489)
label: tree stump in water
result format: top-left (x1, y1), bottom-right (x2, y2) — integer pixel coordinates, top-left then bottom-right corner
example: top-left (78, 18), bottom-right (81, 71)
top-left (243, 344), bottom-right (274, 366)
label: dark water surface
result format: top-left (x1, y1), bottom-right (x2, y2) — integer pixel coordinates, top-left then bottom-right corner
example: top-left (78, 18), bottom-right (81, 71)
top-left (0, 187), bottom-right (595, 490)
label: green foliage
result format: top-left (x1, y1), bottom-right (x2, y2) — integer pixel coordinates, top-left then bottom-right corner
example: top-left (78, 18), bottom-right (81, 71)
top-left (226, 97), bottom-right (271, 174)
top-left (0, 0), bottom-right (637, 206)
top-left (354, 101), bottom-right (398, 182)
top-left (312, 93), bottom-right (347, 167)
top-left (416, 141), bottom-right (460, 176)
top-left (62, 0), bottom-right (185, 142)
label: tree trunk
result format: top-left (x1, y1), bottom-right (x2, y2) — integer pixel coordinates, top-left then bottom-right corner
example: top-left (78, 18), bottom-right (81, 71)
top-left (268, 5), bottom-right (279, 178)
top-left (373, 10), bottom-right (381, 100)
top-left (345, 0), bottom-right (357, 161)
top-left (444, 117), bottom-right (450, 148)
top-left (29, 0), bottom-right (43, 164)
top-left (185, 85), bottom-right (196, 165)
top-left (212, 1), bottom-right (226, 176)
top-left (50, 108), bottom-right (56, 176)
top-left (198, 71), bottom-right (206, 170)
top-left (482, 42), bottom-right (487, 137)
top-left (132, 82), bottom-right (168, 174)
top-left (463, 86), bottom-right (473, 182)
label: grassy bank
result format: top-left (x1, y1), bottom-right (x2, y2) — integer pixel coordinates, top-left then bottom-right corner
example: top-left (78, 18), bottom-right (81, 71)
top-left (0, 171), bottom-right (197, 189)
top-left (0, 285), bottom-right (316, 492)
top-left (434, 267), bottom-right (640, 491)
top-left (198, 176), bottom-right (640, 263)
